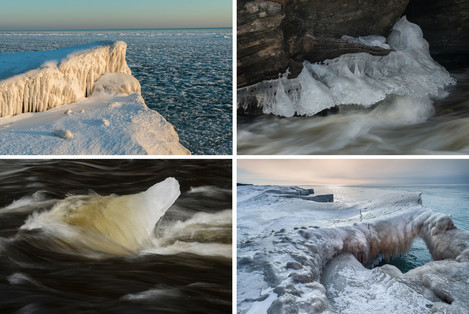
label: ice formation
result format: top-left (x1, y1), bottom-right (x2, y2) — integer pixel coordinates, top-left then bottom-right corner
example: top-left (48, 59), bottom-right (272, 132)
top-left (237, 185), bottom-right (469, 313)
top-left (238, 17), bottom-right (455, 117)
top-left (92, 72), bottom-right (141, 96)
top-left (1, 183), bottom-right (231, 260)
top-left (0, 41), bottom-right (131, 117)
top-left (341, 35), bottom-right (390, 50)
top-left (19, 178), bottom-right (181, 256)
top-left (0, 43), bottom-right (190, 155)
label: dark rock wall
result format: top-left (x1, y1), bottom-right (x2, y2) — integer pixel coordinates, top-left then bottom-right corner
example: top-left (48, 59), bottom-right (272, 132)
top-left (238, 0), bottom-right (408, 88)
top-left (238, 0), bottom-right (467, 88)
top-left (404, 0), bottom-right (469, 69)
top-left (237, 0), bottom-right (289, 88)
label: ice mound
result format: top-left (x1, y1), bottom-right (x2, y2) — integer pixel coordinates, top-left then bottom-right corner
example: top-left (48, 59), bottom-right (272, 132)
top-left (0, 41), bottom-right (131, 117)
top-left (322, 253), bottom-right (432, 313)
top-left (92, 72), bottom-right (141, 96)
top-left (238, 16), bottom-right (455, 117)
top-left (19, 178), bottom-right (181, 256)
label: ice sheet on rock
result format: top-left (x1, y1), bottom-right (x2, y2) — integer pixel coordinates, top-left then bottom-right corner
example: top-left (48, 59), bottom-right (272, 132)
top-left (322, 253), bottom-right (432, 313)
top-left (0, 41), bottom-right (131, 117)
top-left (238, 184), bottom-right (469, 313)
top-left (341, 35), bottom-right (391, 49)
top-left (239, 16), bottom-right (455, 117)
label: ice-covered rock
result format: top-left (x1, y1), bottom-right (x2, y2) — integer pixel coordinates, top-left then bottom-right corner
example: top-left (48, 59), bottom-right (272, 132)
top-left (0, 41), bottom-right (131, 117)
top-left (238, 184), bottom-right (469, 313)
top-left (0, 41), bottom-right (190, 155)
top-left (92, 72), bottom-right (141, 96)
top-left (0, 92), bottom-right (190, 155)
top-left (53, 129), bottom-right (73, 139)
top-left (238, 17), bottom-right (455, 117)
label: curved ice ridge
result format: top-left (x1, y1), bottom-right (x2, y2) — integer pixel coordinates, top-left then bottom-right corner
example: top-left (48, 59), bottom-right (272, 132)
top-left (265, 208), bottom-right (469, 313)
top-left (238, 16), bottom-right (456, 117)
top-left (0, 41), bottom-right (131, 117)
top-left (17, 178), bottom-right (181, 257)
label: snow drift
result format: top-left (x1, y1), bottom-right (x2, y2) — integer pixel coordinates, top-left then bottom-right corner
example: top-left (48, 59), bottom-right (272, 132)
top-left (238, 17), bottom-right (455, 117)
top-left (0, 41), bottom-right (131, 117)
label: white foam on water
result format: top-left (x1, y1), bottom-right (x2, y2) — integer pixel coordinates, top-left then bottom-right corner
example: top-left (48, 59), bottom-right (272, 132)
top-left (147, 209), bottom-right (232, 258)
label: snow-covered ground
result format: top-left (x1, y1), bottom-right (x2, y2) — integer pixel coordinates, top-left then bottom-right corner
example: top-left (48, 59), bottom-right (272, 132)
top-left (0, 41), bottom-right (189, 155)
top-left (237, 185), bottom-right (469, 313)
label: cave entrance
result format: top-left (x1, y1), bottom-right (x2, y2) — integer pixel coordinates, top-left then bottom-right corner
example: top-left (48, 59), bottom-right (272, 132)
top-left (371, 238), bottom-right (433, 273)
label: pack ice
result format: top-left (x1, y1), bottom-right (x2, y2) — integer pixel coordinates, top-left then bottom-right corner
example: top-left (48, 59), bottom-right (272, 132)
top-left (237, 185), bottom-right (469, 313)
top-left (0, 41), bottom-right (189, 155)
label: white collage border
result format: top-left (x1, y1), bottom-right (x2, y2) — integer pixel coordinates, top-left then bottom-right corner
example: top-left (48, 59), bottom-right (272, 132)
top-left (2, 2), bottom-right (469, 313)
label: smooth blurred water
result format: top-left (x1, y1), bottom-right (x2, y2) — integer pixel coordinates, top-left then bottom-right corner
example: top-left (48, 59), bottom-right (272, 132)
top-left (0, 29), bottom-right (233, 155)
top-left (313, 184), bottom-right (469, 272)
top-left (238, 69), bottom-right (469, 155)
top-left (0, 160), bottom-right (232, 313)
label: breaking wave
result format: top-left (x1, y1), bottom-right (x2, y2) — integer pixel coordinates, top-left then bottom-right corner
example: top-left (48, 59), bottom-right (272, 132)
top-left (1, 179), bottom-right (232, 260)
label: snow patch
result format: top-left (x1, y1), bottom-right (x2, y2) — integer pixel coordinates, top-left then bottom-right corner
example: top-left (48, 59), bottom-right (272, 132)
top-left (341, 35), bottom-right (391, 50)
top-left (0, 93), bottom-right (190, 155)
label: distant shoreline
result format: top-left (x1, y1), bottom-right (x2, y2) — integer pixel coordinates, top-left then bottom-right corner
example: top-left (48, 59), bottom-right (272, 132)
top-left (0, 27), bottom-right (232, 33)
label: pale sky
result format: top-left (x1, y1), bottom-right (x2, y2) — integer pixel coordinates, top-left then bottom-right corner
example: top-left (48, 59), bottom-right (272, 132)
top-left (0, 0), bottom-right (232, 30)
top-left (238, 159), bottom-right (469, 186)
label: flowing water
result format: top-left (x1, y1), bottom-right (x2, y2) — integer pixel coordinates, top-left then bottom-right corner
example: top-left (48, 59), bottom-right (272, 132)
top-left (0, 159), bottom-right (232, 313)
top-left (0, 29), bottom-right (232, 155)
top-left (238, 69), bottom-right (469, 155)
